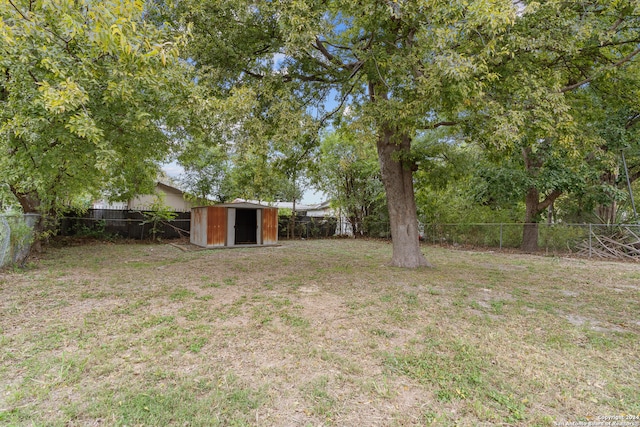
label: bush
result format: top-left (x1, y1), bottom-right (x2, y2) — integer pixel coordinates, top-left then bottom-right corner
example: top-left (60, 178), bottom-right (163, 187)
top-left (141, 196), bottom-right (178, 241)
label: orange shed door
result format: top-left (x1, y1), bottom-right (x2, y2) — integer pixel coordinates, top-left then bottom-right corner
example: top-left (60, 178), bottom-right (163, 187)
top-left (262, 208), bottom-right (278, 245)
top-left (207, 206), bottom-right (227, 246)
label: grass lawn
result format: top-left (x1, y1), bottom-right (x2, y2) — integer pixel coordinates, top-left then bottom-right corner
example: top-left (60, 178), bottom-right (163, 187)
top-left (1, 239), bottom-right (639, 426)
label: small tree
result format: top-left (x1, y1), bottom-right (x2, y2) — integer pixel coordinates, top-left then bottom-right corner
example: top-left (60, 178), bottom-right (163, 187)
top-left (313, 130), bottom-right (385, 237)
top-left (141, 195), bottom-right (178, 241)
top-left (179, 144), bottom-right (232, 205)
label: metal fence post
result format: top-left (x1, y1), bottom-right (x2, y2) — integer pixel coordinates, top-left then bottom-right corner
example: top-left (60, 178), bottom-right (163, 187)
top-left (589, 223), bottom-right (592, 258)
top-left (499, 223), bottom-right (503, 250)
top-left (0, 216), bottom-right (10, 268)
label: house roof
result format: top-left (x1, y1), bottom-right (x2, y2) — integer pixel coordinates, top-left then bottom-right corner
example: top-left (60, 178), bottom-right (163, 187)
top-left (155, 181), bottom-right (186, 196)
top-left (217, 202), bottom-right (275, 210)
top-left (93, 180), bottom-right (192, 211)
top-left (232, 198), bottom-right (331, 211)
top-left (192, 201), bottom-right (276, 210)
top-left (309, 200), bottom-right (332, 210)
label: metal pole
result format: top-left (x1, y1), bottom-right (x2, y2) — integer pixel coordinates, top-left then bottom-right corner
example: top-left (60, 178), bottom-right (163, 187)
top-left (621, 150), bottom-right (638, 222)
top-left (589, 223), bottom-right (592, 258)
top-left (499, 223), bottom-right (503, 250)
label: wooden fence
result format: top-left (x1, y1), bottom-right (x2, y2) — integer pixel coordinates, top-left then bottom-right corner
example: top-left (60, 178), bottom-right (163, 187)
top-left (59, 209), bottom-right (191, 240)
top-left (60, 210), bottom-right (339, 241)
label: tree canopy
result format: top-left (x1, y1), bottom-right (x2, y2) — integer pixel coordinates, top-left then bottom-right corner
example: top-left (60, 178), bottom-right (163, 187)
top-left (173, 0), bottom-right (519, 267)
top-left (5, 0), bottom-right (640, 266)
top-left (0, 0), bottom-right (189, 216)
top-left (460, 0), bottom-right (640, 250)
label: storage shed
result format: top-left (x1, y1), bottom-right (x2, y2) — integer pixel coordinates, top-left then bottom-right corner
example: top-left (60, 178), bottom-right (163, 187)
top-left (190, 203), bottom-right (278, 248)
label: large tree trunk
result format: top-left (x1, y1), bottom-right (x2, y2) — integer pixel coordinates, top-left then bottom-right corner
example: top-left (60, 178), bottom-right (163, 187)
top-left (520, 145), bottom-right (564, 253)
top-left (522, 187), bottom-right (540, 252)
top-left (11, 188), bottom-right (40, 214)
top-left (377, 129), bottom-right (431, 268)
top-left (596, 171), bottom-right (618, 224)
top-left (9, 188), bottom-right (43, 264)
top-left (521, 186), bottom-right (562, 253)
top-left (347, 214), bottom-right (358, 238)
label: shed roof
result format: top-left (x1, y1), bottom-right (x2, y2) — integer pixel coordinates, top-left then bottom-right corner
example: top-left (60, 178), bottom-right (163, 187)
top-left (231, 198), bottom-right (332, 211)
top-left (193, 202), bottom-right (275, 210)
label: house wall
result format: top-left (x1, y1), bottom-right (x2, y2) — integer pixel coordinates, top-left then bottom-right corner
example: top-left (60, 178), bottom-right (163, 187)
top-left (164, 190), bottom-right (193, 212)
top-left (129, 189), bottom-right (192, 212)
top-left (306, 208), bottom-right (334, 218)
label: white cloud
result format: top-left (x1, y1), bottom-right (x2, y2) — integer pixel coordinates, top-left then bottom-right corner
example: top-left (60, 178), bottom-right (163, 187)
top-left (162, 161), bottom-right (184, 178)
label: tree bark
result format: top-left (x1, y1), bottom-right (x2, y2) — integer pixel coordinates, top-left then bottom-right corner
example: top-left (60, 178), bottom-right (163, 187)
top-left (9, 187), bottom-right (42, 263)
top-left (289, 198), bottom-right (296, 239)
top-left (596, 171), bottom-right (618, 224)
top-left (348, 214), bottom-right (358, 238)
top-left (521, 187), bottom-right (562, 252)
top-left (521, 187), bottom-right (540, 252)
top-left (11, 188), bottom-right (39, 214)
top-left (376, 128), bottom-right (431, 268)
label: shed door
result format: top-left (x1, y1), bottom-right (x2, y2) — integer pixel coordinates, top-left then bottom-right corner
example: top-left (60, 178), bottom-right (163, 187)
top-left (235, 209), bottom-right (257, 244)
top-left (207, 206), bottom-right (227, 246)
top-left (262, 208), bottom-right (278, 245)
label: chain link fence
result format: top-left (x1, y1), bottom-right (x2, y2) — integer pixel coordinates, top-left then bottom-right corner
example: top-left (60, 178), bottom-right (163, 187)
top-left (0, 213), bottom-right (39, 268)
top-left (0, 216), bottom-right (10, 267)
top-left (327, 218), bottom-right (391, 239)
top-left (278, 216), bottom-right (338, 239)
top-left (423, 223), bottom-right (640, 257)
top-left (290, 218), bottom-right (640, 259)
top-left (5, 212), bottom-right (639, 263)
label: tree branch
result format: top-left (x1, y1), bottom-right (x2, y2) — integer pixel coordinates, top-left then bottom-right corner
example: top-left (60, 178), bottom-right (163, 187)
top-left (626, 113), bottom-right (640, 130)
top-left (282, 72), bottom-right (334, 83)
top-left (243, 69), bottom-right (264, 79)
top-left (323, 41), bottom-right (354, 52)
top-left (426, 121), bottom-right (458, 129)
top-left (537, 189), bottom-right (562, 212)
top-left (27, 69), bottom-right (40, 83)
top-left (560, 46), bottom-right (640, 93)
top-left (313, 37), bottom-right (361, 72)
top-left (7, 0), bottom-right (30, 21)
top-left (608, 17), bottom-right (624, 33)
top-left (8, 0), bottom-right (73, 52)
top-left (318, 72), bottom-right (363, 128)
top-left (313, 37), bottom-right (336, 63)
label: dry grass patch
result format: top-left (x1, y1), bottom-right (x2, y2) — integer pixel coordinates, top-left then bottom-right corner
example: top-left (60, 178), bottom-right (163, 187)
top-left (0, 239), bottom-right (638, 426)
